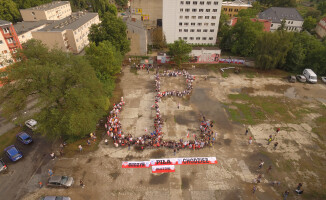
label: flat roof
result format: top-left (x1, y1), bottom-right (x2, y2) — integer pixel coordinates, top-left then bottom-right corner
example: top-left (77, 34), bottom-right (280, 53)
top-left (192, 47), bottom-right (221, 50)
top-left (14, 20), bottom-right (54, 35)
top-left (222, 0), bottom-right (252, 7)
top-left (24, 1), bottom-right (70, 11)
top-left (0, 20), bottom-right (12, 26)
top-left (38, 12), bottom-right (98, 32)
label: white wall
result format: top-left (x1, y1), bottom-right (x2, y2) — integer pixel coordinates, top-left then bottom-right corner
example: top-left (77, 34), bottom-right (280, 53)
top-left (270, 20), bottom-right (303, 32)
top-left (0, 33), bottom-right (13, 68)
top-left (163, 0), bottom-right (222, 44)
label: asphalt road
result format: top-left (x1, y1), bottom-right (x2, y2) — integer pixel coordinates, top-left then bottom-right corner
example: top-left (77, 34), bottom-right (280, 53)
top-left (0, 129), bottom-right (54, 200)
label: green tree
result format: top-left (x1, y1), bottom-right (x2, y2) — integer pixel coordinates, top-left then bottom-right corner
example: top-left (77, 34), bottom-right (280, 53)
top-left (90, 0), bottom-right (117, 16)
top-left (257, 0), bottom-right (296, 7)
top-left (230, 17), bottom-right (264, 57)
top-left (13, 0), bottom-right (52, 9)
top-left (89, 12), bottom-right (130, 55)
top-left (0, 0), bottom-right (21, 22)
top-left (255, 31), bottom-right (293, 70)
top-left (0, 40), bottom-right (109, 140)
top-left (151, 27), bottom-right (166, 49)
top-left (237, 2), bottom-right (262, 18)
top-left (303, 16), bottom-right (317, 32)
top-left (115, 0), bottom-right (128, 7)
top-left (167, 39), bottom-right (192, 67)
top-left (317, 1), bottom-right (326, 14)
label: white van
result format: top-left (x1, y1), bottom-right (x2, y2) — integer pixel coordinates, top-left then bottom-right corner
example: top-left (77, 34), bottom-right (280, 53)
top-left (303, 69), bottom-right (317, 83)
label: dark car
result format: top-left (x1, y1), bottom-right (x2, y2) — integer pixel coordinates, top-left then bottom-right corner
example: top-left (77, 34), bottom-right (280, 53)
top-left (4, 145), bottom-right (23, 162)
top-left (288, 75), bottom-right (296, 83)
top-left (40, 196), bottom-right (71, 200)
top-left (0, 159), bottom-right (7, 173)
top-left (17, 132), bottom-right (33, 144)
top-left (47, 176), bottom-right (74, 188)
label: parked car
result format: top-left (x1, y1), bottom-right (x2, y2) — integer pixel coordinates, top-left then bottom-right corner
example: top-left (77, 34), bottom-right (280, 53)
top-left (296, 75), bottom-right (306, 83)
top-left (25, 119), bottom-right (37, 130)
top-left (0, 159), bottom-right (7, 173)
top-left (321, 76), bottom-right (326, 84)
top-left (288, 75), bottom-right (296, 83)
top-left (303, 69), bottom-right (317, 83)
top-left (47, 176), bottom-right (74, 188)
top-left (40, 196), bottom-right (71, 200)
top-left (17, 132), bottom-right (33, 144)
top-left (4, 145), bottom-right (23, 162)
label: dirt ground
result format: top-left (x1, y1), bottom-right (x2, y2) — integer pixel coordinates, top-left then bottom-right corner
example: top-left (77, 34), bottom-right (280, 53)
top-left (22, 65), bottom-right (326, 200)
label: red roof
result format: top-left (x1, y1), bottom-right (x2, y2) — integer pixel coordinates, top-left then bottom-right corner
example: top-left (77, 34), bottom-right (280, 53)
top-left (230, 17), bottom-right (272, 32)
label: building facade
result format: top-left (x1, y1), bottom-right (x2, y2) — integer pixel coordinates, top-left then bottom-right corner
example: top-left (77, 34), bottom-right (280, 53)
top-left (258, 7), bottom-right (303, 32)
top-left (0, 20), bottom-right (22, 69)
top-left (20, 1), bottom-right (72, 22)
top-left (222, 0), bottom-right (252, 18)
top-left (163, 0), bottom-right (222, 44)
top-left (31, 12), bottom-right (100, 54)
top-left (129, 0), bottom-right (163, 28)
top-left (316, 17), bottom-right (326, 39)
top-left (14, 21), bottom-right (53, 44)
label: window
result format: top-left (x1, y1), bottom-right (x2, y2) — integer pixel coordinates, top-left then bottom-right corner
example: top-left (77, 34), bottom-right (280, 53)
top-left (196, 37), bottom-right (200, 40)
top-left (179, 37), bottom-right (182, 40)
top-left (211, 23), bottom-right (215, 26)
top-left (200, 1), bottom-right (204, 5)
top-left (271, 24), bottom-right (273, 27)
top-left (179, 22), bottom-right (183, 26)
top-left (3, 27), bottom-right (10, 33)
top-left (209, 37), bottom-right (213, 40)
top-left (192, 16), bottom-right (196, 19)
top-left (190, 29), bottom-right (195, 32)
top-left (180, 8), bottom-right (183, 12)
top-left (210, 29), bottom-right (214, 32)
top-left (185, 16), bottom-right (189, 19)
top-left (198, 16), bottom-right (203, 19)
top-left (206, 9), bottom-right (210, 12)
top-left (288, 21), bottom-right (290, 24)
top-left (224, 8), bottom-right (227, 11)
top-left (197, 23), bottom-right (202, 26)
top-left (179, 29), bottom-right (182, 32)
top-left (32, 12), bottom-right (35, 15)
top-left (207, 1), bottom-right (211, 5)
top-left (7, 38), bottom-right (13, 43)
top-left (184, 29), bottom-right (188, 32)
top-left (180, 1), bottom-right (184, 5)
top-left (203, 29), bottom-right (208, 32)
top-left (184, 22), bottom-right (189, 26)
top-left (185, 9), bottom-right (190, 12)
top-left (191, 22), bottom-right (195, 26)
top-left (204, 23), bottom-right (209, 26)
top-left (186, 1), bottom-right (190, 5)
top-left (192, 9), bottom-right (197, 12)
top-left (214, 1), bottom-right (218, 5)
top-left (205, 16), bottom-right (209, 19)
top-left (197, 29), bottom-right (201, 32)
top-left (193, 1), bottom-right (197, 5)
top-left (202, 37), bottom-right (207, 40)
top-left (0, 40), bottom-right (3, 44)
top-left (190, 37), bottom-right (194, 40)
top-left (183, 37), bottom-right (187, 40)
top-left (213, 9), bottom-right (217, 12)
top-left (212, 16), bottom-right (216, 19)
top-left (180, 16), bottom-right (183, 19)
top-left (291, 21), bottom-right (293, 24)
top-left (199, 9), bottom-right (204, 12)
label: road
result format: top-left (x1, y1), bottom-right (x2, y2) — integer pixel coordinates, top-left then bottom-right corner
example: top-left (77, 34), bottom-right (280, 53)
top-left (0, 129), bottom-right (54, 200)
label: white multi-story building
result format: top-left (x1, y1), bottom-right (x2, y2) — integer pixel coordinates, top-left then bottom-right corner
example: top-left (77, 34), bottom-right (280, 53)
top-left (163, 0), bottom-right (222, 44)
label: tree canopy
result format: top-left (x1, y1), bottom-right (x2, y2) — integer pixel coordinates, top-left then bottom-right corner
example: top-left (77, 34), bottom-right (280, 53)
top-left (0, 0), bottom-right (21, 23)
top-left (167, 39), bottom-right (192, 67)
top-left (257, 0), bottom-right (296, 7)
top-left (0, 40), bottom-right (109, 140)
top-left (89, 11), bottom-right (130, 55)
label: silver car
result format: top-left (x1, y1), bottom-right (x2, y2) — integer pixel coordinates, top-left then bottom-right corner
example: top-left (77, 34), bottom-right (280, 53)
top-left (47, 176), bottom-right (74, 188)
top-left (41, 197), bottom-right (71, 200)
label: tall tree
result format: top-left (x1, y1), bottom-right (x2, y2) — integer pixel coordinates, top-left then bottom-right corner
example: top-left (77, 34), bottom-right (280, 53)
top-left (255, 31), bottom-right (293, 70)
top-left (115, 0), bottom-right (128, 7)
top-left (13, 0), bottom-right (52, 9)
top-left (303, 16), bottom-right (317, 32)
top-left (151, 27), bottom-right (166, 49)
top-left (237, 2), bottom-right (262, 18)
top-left (167, 39), bottom-right (192, 67)
top-left (0, 40), bottom-right (109, 140)
top-left (0, 0), bottom-right (21, 22)
top-left (317, 1), bottom-right (326, 15)
top-left (257, 0), bottom-right (296, 7)
top-left (89, 12), bottom-right (130, 55)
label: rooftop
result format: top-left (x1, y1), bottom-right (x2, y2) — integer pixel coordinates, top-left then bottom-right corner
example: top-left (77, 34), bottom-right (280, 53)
top-left (0, 20), bottom-right (12, 26)
top-left (231, 17), bottom-right (271, 32)
top-left (192, 47), bottom-right (221, 50)
top-left (222, 0), bottom-right (252, 7)
top-left (24, 1), bottom-right (70, 11)
top-left (258, 7), bottom-right (304, 23)
top-left (14, 20), bottom-right (54, 35)
top-left (38, 12), bottom-right (98, 32)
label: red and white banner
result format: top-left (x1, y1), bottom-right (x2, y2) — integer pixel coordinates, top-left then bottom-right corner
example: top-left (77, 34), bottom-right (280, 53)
top-left (152, 165), bottom-right (175, 173)
top-left (150, 157), bottom-right (217, 166)
top-left (122, 161), bottom-right (151, 168)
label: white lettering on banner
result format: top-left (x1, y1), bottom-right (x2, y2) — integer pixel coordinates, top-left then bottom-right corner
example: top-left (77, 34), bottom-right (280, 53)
top-left (152, 165), bottom-right (175, 173)
top-left (122, 161), bottom-right (151, 168)
top-left (150, 158), bottom-right (177, 166)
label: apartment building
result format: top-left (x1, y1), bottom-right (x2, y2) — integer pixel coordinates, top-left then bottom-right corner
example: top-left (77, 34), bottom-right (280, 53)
top-left (0, 20), bottom-right (22, 69)
top-left (130, 0), bottom-right (163, 28)
top-left (31, 12), bottom-right (100, 54)
top-left (14, 20), bottom-right (54, 44)
top-left (163, 0), bottom-right (223, 44)
top-left (20, 1), bottom-right (72, 22)
top-left (258, 7), bottom-right (304, 32)
top-left (316, 17), bottom-right (326, 39)
top-left (222, 0), bottom-right (252, 18)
